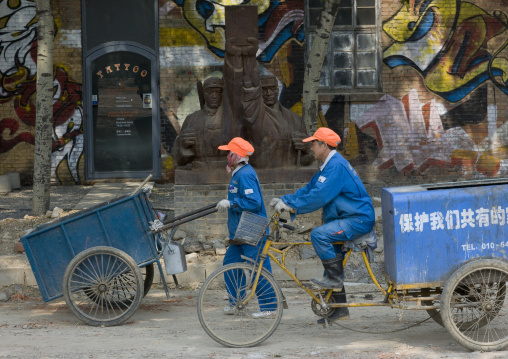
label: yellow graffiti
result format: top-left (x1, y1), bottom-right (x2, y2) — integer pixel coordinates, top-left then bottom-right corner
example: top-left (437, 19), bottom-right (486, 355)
top-left (343, 122), bottom-right (360, 160)
top-left (159, 28), bottom-right (206, 47)
top-left (383, 0), bottom-right (508, 101)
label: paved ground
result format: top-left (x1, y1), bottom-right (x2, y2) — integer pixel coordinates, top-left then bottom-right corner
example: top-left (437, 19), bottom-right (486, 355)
top-left (1, 286), bottom-right (506, 359)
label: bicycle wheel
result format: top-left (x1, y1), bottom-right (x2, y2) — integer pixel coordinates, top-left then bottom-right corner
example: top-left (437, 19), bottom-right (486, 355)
top-left (197, 262), bottom-right (284, 347)
top-left (63, 246), bottom-right (144, 326)
top-left (441, 259), bottom-right (508, 352)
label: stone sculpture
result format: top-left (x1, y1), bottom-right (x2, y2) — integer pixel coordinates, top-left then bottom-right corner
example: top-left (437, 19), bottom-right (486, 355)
top-left (172, 5), bottom-right (311, 171)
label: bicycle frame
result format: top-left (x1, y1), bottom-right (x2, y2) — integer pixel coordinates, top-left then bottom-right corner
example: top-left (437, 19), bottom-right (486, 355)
top-left (240, 214), bottom-right (441, 311)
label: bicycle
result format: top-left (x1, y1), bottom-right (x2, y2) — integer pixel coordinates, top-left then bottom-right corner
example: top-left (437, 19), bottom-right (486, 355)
top-left (197, 211), bottom-right (508, 351)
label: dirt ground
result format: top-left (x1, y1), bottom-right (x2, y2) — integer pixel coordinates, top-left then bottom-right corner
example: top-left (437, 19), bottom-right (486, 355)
top-left (0, 284), bottom-right (506, 359)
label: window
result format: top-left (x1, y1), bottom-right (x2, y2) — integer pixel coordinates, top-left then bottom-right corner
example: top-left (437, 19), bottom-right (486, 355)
top-left (306, 0), bottom-right (381, 92)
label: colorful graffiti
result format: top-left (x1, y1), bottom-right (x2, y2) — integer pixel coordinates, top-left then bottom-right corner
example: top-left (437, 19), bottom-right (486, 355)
top-left (172, 0), bottom-right (304, 62)
top-left (347, 89), bottom-right (508, 176)
top-left (0, 0), bottom-right (83, 183)
top-left (383, 0), bottom-right (508, 102)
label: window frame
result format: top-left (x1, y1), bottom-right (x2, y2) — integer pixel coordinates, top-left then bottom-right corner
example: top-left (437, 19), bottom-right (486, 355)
top-left (305, 0), bottom-right (383, 94)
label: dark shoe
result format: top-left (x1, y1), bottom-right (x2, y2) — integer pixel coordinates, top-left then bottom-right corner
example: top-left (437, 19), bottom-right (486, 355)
top-left (317, 307), bottom-right (350, 324)
top-left (311, 257), bottom-right (344, 289)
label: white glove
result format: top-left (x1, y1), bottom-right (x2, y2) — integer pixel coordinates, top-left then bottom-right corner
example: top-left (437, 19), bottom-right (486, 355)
top-left (216, 199), bottom-right (231, 212)
top-left (270, 198), bottom-right (282, 208)
top-left (275, 201), bottom-right (292, 213)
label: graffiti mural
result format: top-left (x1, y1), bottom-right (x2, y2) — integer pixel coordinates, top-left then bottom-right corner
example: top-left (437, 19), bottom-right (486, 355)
top-left (0, 0), bottom-right (84, 183)
top-left (383, 0), bottom-right (508, 102)
top-left (172, 0), bottom-right (304, 62)
top-left (347, 89), bottom-right (508, 176)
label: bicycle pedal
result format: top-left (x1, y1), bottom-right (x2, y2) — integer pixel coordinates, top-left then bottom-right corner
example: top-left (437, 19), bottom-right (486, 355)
top-left (302, 282), bottom-right (318, 289)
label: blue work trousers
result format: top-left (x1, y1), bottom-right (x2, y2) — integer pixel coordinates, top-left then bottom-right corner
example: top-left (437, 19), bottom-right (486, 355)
top-left (310, 221), bottom-right (354, 261)
top-left (223, 242), bottom-right (276, 312)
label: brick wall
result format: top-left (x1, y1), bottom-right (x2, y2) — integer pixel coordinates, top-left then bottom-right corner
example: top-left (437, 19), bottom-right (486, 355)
top-left (173, 183), bottom-right (323, 239)
top-left (2, 1), bottom-right (508, 186)
top-left (0, 0), bottom-right (83, 185)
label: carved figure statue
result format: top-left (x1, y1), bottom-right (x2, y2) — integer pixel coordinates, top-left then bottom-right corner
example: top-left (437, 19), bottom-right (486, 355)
top-left (247, 75), bottom-right (312, 168)
top-left (173, 5), bottom-right (311, 170)
top-left (172, 77), bottom-right (233, 169)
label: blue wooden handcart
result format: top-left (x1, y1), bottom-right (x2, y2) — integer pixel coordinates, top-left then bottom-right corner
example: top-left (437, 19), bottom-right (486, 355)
top-left (21, 182), bottom-right (216, 327)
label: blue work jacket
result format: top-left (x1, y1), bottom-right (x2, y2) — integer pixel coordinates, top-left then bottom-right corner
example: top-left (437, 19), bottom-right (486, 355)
top-left (226, 164), bottom-right (267, 239)
top-left (281, 152), bottom-right (375, 238)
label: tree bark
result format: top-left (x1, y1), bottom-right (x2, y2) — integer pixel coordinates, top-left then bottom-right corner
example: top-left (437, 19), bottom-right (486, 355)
top-left (302, 0), bottom-right (340, 134)
top-left (32, 0), bottom-right (54, 216)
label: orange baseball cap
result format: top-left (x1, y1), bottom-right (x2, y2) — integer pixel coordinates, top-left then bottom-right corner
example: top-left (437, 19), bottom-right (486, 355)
top-left (302, 127), bottom-right (341, 147)
top-left (218, 137), bottom-right (255, 157)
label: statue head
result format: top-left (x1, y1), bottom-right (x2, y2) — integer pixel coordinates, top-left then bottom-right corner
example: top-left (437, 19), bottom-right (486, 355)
top-left (260, 75), bottom-right (278, 106)
top-left (203, 77), bottom-right (224, 109)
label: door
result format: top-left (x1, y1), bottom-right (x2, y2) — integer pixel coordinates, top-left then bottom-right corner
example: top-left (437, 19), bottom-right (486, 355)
top-left (84, 44), bottom-right (161, 179)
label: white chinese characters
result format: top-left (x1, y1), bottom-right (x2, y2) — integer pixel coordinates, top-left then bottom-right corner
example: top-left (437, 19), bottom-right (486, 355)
top-left (399, 206), bottom-right (507, 233)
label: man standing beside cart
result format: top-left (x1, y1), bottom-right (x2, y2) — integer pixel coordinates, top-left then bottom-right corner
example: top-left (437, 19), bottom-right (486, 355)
top-left (271, 127), bottom-right (375, 324)
top-left (215, 137), bottom-right (277, 319)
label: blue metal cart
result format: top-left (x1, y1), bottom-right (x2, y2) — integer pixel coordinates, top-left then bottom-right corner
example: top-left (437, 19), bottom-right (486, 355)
top-left (382, 179), bottom-right (508, 351)
top-left (21, 185), bottom-right (216, 327)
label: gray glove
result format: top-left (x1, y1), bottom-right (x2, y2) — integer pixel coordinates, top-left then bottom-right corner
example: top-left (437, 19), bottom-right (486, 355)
top-left (275, 201), bottom-right (292, 213)
top-left (216, 199), bottom-right (231, 212)
top-left (270, 198), bottom-right (282, 208)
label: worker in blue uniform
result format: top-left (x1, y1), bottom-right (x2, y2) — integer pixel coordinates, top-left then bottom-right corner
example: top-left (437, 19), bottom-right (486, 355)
top-left (216, 137), bottom-right (276, 319)
top-left (271, 127), bottom-right (375, 323)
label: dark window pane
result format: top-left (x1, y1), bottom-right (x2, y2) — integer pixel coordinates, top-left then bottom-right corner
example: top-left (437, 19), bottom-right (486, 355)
top-left (340, 0), bottom-right (352, 6)
top-left (357, 33), bottom-right (376, 50)
top-left (333, 52), bottom-right (352, 69)
top-left (357, 52), bottom-right (376, 68)
top-left (357, 70), bottom-right (376, 87)
top-left (356, 8), bottom-right (376, 25)
top-left (357, 0), bottom-right (375, 6)
top-left (92, 51), bottom-right (153, 171)
top-left (333, 70), bottom-right (353, 87)
top-left (332, 33), bottom-right (353, 51)
top-left (309, 9), bottom-right (322, 26)
top-left (309, 0), bottom-right (323, 8)
top-left (334, 8), bottom-right (352, 26)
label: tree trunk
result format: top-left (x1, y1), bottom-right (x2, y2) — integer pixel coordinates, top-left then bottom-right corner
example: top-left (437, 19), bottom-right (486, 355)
top-left (32, 0), bottom-right (54, 216)
top-left (302, 0), bottom-right (340, 134)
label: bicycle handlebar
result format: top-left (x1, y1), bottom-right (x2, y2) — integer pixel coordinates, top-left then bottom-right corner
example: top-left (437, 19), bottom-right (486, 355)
top-left (282, 224), bottom-right (295, 231)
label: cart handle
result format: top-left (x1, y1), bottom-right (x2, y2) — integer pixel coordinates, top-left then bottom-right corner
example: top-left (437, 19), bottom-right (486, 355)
top-left (130, 174), bottom-right (153, 196)
top-left (152, 207), bottom-right (218, 233)
top-left (163, 203), bottom-right (218, 225)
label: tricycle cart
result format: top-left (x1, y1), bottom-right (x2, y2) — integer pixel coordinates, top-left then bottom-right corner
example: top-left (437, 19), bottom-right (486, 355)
top-left (197, 179), bottom-right (508, 352)
top-left (21, 182), bottom-right (216, 327)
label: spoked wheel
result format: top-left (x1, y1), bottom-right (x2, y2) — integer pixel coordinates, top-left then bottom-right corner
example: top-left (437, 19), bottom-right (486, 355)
top-left (441, 259), bottom-right (508, 351)
top-left (63, 246), bottom-right (144, 326)
top-left (141, 263), bottom-right (154, 297)
top-left (197, 262), bottom-right (284, 347)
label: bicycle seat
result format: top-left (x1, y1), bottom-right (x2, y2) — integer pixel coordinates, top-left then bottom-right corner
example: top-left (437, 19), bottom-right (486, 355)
top-left (343, 229), bottom-right (377, 263)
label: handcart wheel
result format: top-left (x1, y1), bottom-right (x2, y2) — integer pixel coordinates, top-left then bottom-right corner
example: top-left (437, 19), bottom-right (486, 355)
top-left (62, 246), bottom-right (144, 327)
top-left (141, 263), bottom-right (154, 297)
top-left (441, 259), bottom-right (508, 351)
top-left (197, 262), bottom-right (284, 348)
